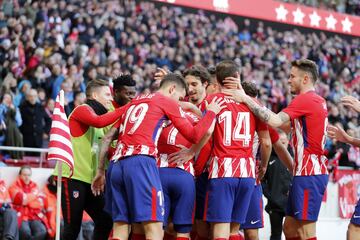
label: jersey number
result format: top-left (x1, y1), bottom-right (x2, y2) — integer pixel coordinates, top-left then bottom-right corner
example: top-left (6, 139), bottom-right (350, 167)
top-left (218, 111), bottom-right (251, 147)
top-left (123, 103), bottom-right (149, 135)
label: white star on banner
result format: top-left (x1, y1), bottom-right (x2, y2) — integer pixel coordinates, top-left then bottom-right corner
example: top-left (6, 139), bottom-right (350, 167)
top-left (341, 17), bottom-right (353, 33)
top-left (325, 14), bottom-right (337, 30)
top-left (292, 8), bottom-right (305, 24)
top-left (275, 5), bottom-right (288, 21)
top-left (309, 11), bottom-right (321, 27)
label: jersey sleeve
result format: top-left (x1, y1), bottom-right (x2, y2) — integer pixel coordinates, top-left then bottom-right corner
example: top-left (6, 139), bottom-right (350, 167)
top-left (71, 105), bottom-right (125, 128)
top-left (282, 94), bottom-right (311, 120)
top-left (162, 98), bottom-right (216, 144)
top-left (268, 127), bottom-right (280, 144)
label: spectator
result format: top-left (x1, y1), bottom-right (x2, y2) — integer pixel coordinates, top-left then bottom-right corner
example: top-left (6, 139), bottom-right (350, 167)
top-left (65, 91), bottom-right (86, 116)
top-left (9, 166), bottom-right (49, 240)
top-left (0, 178), bottom-right (19, 240)
top-left (19, 89), bottom-right (51, 155)
top-left (0, 92), bottom-right (23, 159)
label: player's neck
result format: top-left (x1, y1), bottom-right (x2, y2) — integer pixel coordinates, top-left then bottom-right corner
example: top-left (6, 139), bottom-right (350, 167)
top-left (299, 85), bottom-right (315, 94)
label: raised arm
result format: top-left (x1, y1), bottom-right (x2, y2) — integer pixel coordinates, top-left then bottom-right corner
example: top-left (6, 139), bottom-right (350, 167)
top-left (169, 97), bottom-right (225, 144)
top-left (223, 89), bottom-right (290, 128)
top-left (71, 105), bottom-right (124, 128)
top-left (328, 124), bottom-right (360, 147)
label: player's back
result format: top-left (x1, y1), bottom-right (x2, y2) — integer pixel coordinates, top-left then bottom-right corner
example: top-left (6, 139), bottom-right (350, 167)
top-left (207, 93), bottom-right (258, 178)
top-left (112, 93), bottom-right (171, 160)
top-left (157, 111), bottom-right (199, 175)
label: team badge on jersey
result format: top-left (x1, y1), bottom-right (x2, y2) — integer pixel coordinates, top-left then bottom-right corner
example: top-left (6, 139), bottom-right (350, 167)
top-left (73, 190), bottom-right (79, 199)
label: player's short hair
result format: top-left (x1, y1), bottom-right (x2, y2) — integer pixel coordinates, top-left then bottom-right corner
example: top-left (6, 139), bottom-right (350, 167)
top-left (85, 79), bottom-right (109, 98)
top-left (160, 73), bottom-right (188, 94)
top-left (183, 65), bottom-right (211, 84)
top-left (113, 74), bottom-right (136, 91)
top-left (215, 60), bottom-right (240, 85)
top-left (207, 65), bottom-right (217, 84)
top-left (241, 81), bottom-right (259, 98)
top-left (291, 59), bottom-right (319, 83)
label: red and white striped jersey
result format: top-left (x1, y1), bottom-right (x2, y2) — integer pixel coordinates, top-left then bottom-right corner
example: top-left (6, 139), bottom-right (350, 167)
top-left (206, 93), bottom-right (267, 179)
top-left (111, 93), bottom-right (216, 161)
top-left (157, 111), bottom-right (199, 176)
top-left (282, 91), bottom-right (328, 176)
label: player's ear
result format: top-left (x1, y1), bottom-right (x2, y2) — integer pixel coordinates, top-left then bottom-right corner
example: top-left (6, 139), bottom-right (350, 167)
top-left (303, 74), bottom-right (309, 84)
top-left (168, 84), bottom-right (176, 94)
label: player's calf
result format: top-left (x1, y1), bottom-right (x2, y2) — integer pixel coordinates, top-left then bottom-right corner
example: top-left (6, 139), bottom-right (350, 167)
top-left (113, 222), bottom-right (130, 240)
top-left (143, 221), bottom-right (164, 240)
top-left (347, 223), bottom-right (360, 240)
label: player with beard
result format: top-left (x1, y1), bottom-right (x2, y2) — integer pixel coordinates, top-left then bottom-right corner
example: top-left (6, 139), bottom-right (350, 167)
top-left (183, 66), bottom-right (213, 240)
top-left (92, 73), bottom-right (225, 240)
top-left (224, 59), bottom-right (328, 240)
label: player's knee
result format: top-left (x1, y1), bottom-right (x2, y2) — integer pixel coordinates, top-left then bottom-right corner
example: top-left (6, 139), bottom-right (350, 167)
top-left (244, 229), bottom-right (258, 240)
top-left (174, 224), bottom-right (192, 234)
top-left (348, 223), bottom-right (360, 234)
top-left (283, 219), bottom-right (295, 237)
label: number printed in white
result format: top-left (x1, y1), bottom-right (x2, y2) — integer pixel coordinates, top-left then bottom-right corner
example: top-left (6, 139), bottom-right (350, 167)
top-left (167, 127), bottom-right (179, 145)
top-left (157, 190), bottom-right (164, 206)
top-left (218, 111), bottom-right (251, 147)
top-left (123, 103), bottom-right (149, 135)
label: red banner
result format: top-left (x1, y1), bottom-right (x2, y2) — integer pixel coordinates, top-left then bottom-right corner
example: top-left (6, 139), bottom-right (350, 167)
top-left (336, 169), bottom-right (360, 219)
top-left (154, 0), bottom-right (360, 37)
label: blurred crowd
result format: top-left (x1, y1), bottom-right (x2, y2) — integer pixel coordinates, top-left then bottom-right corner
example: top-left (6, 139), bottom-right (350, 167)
top-left (281, 0), bottom-right (360, 15)
top-left (0, 0), bottom-right (358, 167)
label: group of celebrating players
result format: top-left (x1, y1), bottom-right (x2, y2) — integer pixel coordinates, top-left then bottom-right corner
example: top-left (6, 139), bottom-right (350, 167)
top-left (55, 59), bottom-right (360, 240)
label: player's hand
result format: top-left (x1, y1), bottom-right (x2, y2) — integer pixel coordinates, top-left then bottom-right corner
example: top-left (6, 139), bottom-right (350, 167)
top-left (91, 170), bottom-right (106, 196)
top-left (256, 165), bottom-right (267, 182)
top-left (341, 95), bottom-right (360, 113)
top-left (154, 67), bottom-right (169, 82)
top-left (206, 96), bottom-right (226, 114)
top-left (223, 74), bottom-right (241, 90)
top-left (168, 145), bottom-right (195, 166)
top-left (179, 102), bottom-right (202, 117)
top-left (327, 124), bottom-right (352, 144)
top-left (222, 88), bottom-right (246, 103)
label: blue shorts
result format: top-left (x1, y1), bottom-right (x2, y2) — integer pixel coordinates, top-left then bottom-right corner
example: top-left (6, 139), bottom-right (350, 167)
top-left (110, 155), bottom-right (164, 223)
top-left (350, 199), bottom-right (360, 226)
top-left (241, 184), bottom-right (264, 229)
top-left (104, 160), bottom-right (114, 215)
top-left (195, 172), bottom-right (209, 220)
top-left (159, 167), bottom-right (195, 233)
top-left (286, 175), bottom-right (328, 221)
top-left (204, 177), bottom-right (255, 223)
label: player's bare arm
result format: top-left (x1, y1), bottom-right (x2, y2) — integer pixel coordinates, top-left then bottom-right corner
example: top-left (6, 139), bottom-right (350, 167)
top-left (168, 120), bottom-right (215, 166)
top-left (223, 89), bottom-right (290, 128)
top-left (179, 101), bottom-right (202, 117)
top-left (273, 140), bottom-right (294, 172)
top-left (91, 126), bottom-right (119, 196)
top-left (257, 130), bottom-right (272, 181)
top-left (327, 124), bottom-right (360, 147)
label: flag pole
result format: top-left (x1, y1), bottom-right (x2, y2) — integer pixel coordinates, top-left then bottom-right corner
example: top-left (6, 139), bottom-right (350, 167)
top-left (55, 90), bottom-right (64, 240)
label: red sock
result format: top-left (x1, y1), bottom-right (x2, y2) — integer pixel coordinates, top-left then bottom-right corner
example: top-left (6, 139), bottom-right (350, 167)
top-left (229, 234), bottom-right (244, 240)
top-left (195, 235), bottom-right (208, 240)
top-left (286, 237), bottom-right (301, 240)
top-left (176, 237), bottom-right (190, 240)
top-left (132, 233), bottom-right (146, 240)
top-left (307, 238), bottom-right (317, 240)
top-left (164, 232), bottom-right (175, 240)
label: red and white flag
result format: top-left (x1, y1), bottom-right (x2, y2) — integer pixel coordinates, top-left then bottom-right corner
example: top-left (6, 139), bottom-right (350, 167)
top-left (47, 92), bottom-right (74, 176)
